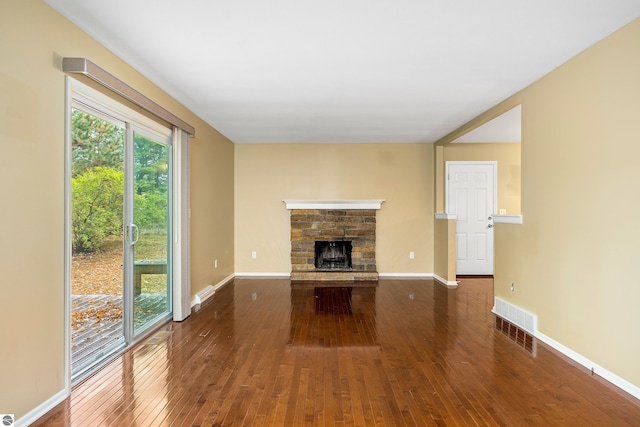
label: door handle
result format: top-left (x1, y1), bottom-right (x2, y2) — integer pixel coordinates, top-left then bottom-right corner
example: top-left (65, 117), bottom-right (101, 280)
top-left (488, 224), bottom-right (493, 228)
top-left (129, 224), bottom-right (139, 245)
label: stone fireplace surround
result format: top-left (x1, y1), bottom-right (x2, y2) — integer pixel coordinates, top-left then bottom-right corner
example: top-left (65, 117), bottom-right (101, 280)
top-left (284, 200), bottom-right (383, 282)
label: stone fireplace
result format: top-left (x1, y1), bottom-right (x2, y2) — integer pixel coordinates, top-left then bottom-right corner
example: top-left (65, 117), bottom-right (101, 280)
top-left (284, 200), bottom-right (383, 282)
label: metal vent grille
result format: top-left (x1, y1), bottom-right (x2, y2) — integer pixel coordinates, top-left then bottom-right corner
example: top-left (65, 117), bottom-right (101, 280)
top-left (493, 297), bottom-right (537, 334)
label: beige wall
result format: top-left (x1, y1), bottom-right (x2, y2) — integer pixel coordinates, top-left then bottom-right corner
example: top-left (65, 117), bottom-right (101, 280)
top-left (0, 0), bottom-right (234, 419)
top-left (190, 126), bottom-right (235, 292)
top-left (494, 18), bottom-right (640, 389)
top-left (235, 144), bottom-right (434, 274)
top-left (444, 143), bottom-right (521, 215)
top-left (433, 218), bottom-right (456, 282)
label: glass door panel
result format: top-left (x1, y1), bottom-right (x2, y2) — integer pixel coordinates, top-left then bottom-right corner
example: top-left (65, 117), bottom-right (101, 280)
top-left (132, 131), bottom-right (172, 335)
top-left (70, 107), bottom-right (126, 378)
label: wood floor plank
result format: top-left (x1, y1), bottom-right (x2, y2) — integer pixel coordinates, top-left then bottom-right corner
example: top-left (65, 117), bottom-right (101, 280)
top-left (33, 277), bottom-right (640, 426)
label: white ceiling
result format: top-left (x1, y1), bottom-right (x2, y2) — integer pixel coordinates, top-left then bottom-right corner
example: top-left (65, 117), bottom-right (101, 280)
top-left (452, 105), bottom-right (521, 143)
top-left (45, 0), bottom-right (640, 143)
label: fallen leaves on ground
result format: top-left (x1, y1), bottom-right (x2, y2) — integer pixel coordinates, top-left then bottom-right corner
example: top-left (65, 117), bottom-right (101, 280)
top-left (71, 235), bottom-right (168, 329)
top-left (71, 301), bottom-right (122, 330)
top-left (72, 237), bottom-right (123, 295)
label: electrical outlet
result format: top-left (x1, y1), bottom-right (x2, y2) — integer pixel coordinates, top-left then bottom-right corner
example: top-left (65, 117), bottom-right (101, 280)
top-left (251, 251), bottom-right (257, 259)
top-left (510, 282), bottom-right (515, 292)
top-left (409, 251), bottom-right (415, 259)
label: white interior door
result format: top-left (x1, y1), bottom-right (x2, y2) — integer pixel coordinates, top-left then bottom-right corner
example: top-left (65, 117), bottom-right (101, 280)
top-left (447, 162), bottom-right (496, 275)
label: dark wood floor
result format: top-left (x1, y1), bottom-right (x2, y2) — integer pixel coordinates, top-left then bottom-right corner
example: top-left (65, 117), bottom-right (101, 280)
top-left (35, 277), bottom-right (640, 426)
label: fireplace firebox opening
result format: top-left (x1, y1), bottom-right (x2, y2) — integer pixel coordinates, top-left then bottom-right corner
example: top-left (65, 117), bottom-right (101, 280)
top-left (315, 241), bottom-right (352, 270)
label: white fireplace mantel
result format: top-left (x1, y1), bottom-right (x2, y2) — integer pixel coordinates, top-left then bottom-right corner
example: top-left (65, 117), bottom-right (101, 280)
top-left (283, 200), bottom-right (385, 210)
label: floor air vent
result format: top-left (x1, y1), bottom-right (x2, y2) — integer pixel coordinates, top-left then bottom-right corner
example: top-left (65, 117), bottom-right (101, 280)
top-left (144, 330), bottom-right (173, 346)
top-left (493, 297), bottom-right (536, 334)
top-left (493, 297), bottom-right (537, 353)
top-left (495, 316), bottom-right (536, 354)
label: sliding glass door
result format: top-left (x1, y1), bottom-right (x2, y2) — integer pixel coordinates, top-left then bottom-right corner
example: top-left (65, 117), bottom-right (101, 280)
top-left (70, 85), bottom-right (173, 381)
top-left (131, 130), bottom-right (172, 335)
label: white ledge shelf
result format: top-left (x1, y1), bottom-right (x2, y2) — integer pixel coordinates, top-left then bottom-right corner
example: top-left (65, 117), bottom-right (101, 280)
top-left (493, 214), bottom-right (523, 224)
top-left (283, 200), bottom-right (384, 210)
top-left (435, 213), bottom-right (457, 220)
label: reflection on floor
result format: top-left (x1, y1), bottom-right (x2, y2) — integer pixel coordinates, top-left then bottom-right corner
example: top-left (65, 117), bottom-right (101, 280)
top-left (289, 286), bottom-right (378, 346)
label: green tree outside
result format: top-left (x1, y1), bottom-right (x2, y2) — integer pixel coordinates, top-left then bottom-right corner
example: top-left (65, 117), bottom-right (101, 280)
top-left (71, 110), bottom-right (170, 253)
top-left (72, 167), bottom-right (124, 253)
top-left (72, 109), bottom-right (124, 177)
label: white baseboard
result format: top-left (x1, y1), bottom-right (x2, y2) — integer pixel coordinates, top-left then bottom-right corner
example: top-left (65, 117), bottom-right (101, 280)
top-left (433, 274), bottom-right (459, 288)
top-left (191, 273), bottom-right (235, 307)
top-left (535, 331), bottom-right (640, 401)
top-left (16, 388), bottom-right (67, 427)
top-left (235, 272), bottom-right (291, 277)
top-left (377, 272), bottom-right (458, 287)
top-left (212, 273), bottom-right (235, 291)
top-left (378, 272), bottom-right (434, 278)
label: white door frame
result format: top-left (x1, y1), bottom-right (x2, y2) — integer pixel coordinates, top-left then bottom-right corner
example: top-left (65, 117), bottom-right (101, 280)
top-left (445, 161), bottom-right (497, 275)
